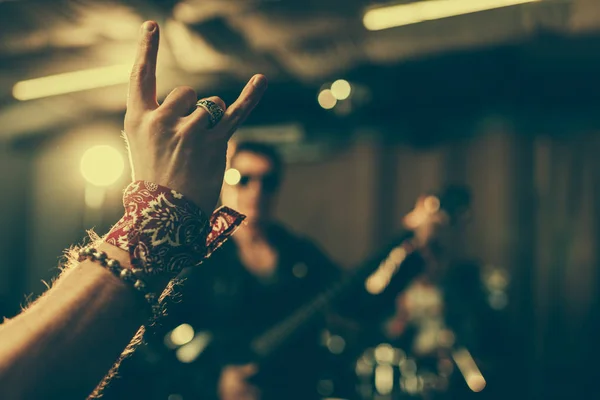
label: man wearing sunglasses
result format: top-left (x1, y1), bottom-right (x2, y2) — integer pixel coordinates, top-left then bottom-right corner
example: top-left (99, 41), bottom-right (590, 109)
top-left (188, 141), bottom-right (340, 400)
top-left (222, 141), bottom-right (284, 231)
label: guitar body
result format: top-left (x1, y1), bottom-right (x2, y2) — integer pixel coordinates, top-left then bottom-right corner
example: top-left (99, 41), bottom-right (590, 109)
top-left (137, 321), bottom-right (330, 400)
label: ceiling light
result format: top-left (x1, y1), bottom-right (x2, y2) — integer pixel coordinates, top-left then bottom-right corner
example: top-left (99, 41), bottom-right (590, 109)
top-left (12, 64), bottom-right (131, 101)
top-left (363, 0), bottom-right (541, 31)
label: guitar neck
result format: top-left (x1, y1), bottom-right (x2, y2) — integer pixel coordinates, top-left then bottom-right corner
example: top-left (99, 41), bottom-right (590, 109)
top-left (250, 238), bottom-right (418, 360)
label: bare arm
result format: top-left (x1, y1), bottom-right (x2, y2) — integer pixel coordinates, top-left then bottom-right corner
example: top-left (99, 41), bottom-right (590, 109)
top-left (0, 19), bottom-right (266, 400)
top-left (0, 243), bottom-right (147, 399)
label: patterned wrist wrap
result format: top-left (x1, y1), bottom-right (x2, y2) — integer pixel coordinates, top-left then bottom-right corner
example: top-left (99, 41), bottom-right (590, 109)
top-left (105, 181), bottom-right (244, 277)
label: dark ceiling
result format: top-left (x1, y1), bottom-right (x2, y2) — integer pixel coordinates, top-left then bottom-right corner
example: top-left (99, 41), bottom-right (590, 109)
top-left (1, 0), bottom-right (600, 147)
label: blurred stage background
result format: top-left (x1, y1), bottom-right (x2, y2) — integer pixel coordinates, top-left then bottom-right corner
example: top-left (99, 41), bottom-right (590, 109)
top-left (1, 0), bottom-right (600, 398)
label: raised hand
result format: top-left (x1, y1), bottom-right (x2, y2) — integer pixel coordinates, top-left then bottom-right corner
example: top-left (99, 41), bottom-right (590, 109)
top-left (123, 21), bottom-right (267, 213)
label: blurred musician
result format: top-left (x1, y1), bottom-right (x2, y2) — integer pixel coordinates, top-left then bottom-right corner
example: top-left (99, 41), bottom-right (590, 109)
top-left (366, 186), bottom-right (503, 398)
top-left (385, 186), bottom-right (475, 351)
top-left (196, 141), bottom-right (340, 400)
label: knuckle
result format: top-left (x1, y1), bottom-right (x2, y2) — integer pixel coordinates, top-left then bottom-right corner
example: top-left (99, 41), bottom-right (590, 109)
top-left (188, 110), bottom-right (209, 126)
top-left (154, 106), bottom-right (172, 121)
top-left (210, 96), bottom-right (226, 109)
top-left (147, 110), bottom-right (166, 126)
top-left (177, 86), bottom-right (197, 101)
top-left (178, 128), bottom-right (195, 141)
top-left (228, 104), bottom-right (244, 122)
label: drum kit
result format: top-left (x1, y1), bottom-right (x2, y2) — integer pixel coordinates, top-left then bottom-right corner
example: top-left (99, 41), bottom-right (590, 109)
top-left (323, 338), bottom-right (483, 400)
top-left (353, 343), bottom-right (464, 400)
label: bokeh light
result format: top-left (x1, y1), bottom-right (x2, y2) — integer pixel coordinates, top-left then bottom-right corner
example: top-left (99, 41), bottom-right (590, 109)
top-left (423, 195), bottom-right (441, 213)
top-left (466, 373), bottom-right (487, 392)
top-left (318, 89), bottom-right (337, 109)
top-left (224, 168), bottom-right (241, 186)
top-left (331, 79), bottom-right (352, 100)
top-left (170, 323), bottom-right (195, 346)
top-left (374, 343), bottom-right (395, 364)
top-left (80, 145), bottom-right (124, 187)
top-left (326, 335), bottom-right (346, 354)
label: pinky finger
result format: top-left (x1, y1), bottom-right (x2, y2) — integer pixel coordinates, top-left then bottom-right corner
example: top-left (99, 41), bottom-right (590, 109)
top-left (219, 74), bottom-right (267, 139)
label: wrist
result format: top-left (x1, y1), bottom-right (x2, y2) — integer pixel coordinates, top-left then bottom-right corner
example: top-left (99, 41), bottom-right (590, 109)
top-left (104, 180), bottom-right (245, 290)
top-left (95, 242), bottom-right (170, 296)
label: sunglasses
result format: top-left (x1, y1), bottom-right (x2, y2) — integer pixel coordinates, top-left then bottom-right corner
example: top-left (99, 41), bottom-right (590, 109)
top-left (235, 173), bottom-right (280, 192)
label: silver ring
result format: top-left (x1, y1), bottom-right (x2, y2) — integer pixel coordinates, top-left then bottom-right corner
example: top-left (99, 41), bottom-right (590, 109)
top-left (196, 99), bottom-right (224, 128)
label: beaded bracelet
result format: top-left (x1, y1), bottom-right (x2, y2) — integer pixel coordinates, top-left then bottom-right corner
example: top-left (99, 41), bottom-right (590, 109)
top-left (78, 246), bottom-right (160, 316)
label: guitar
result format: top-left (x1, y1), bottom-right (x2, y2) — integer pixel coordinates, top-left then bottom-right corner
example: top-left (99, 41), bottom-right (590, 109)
top-left (140, 186), bottom-right (470, 399)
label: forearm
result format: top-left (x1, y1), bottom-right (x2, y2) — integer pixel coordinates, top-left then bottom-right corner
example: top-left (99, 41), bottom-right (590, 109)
top-left (0, 243), bottom-right (149, 400)
top-left (337, 248), bottom-right (424, 323)
top-left (0, 184), bottom-right (242, 399)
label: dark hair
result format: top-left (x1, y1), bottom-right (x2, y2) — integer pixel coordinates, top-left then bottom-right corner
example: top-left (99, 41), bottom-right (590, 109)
top-left (233, 141), bottom-right (284, 178)
top-left (435, 184), bottom-right (472, 222)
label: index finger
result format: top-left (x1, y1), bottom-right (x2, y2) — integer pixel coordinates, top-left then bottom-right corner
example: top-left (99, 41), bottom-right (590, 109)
top-left (219, 74), bottom-right (267, 138)
top-left (127, 21), bottom-right (160, 111)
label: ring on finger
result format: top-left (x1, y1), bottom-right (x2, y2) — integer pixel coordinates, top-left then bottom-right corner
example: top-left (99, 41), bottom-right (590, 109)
top-left (196, 99), bottom-right (225, 128)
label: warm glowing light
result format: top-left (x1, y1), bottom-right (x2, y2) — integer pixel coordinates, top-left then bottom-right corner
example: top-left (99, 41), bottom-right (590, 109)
top-left (374, 364), bottom-right (394, 395)
top-left (365, 246), bottom-right (407, 294)
top-left (365, 275), bottom-right (388, 294)
top-left (80, 145), bottom-right (124, 187)
top-left (486, 268), bottom-right (509, 289)
top-left (318, 89), bottom-right (337, 109)
top-left (401, 375), bottom-right (420, 394)
top-left (466, 374), bottom-right (487, 392)
top-left (400, 358), bottom-right (417, 375)
top-left (171, 324), bottom-right (195, 346)
top-left (327, 335), bottom-right (346, 354)
top-left (363, 0), bottom-right (541, 31)
top-left (452, 348), bottom-right (486, 392)
top-left (13, 64), bottom-right (131, 101)
top-left (331, 79), bottom-right (352, 100)
top-left (374, 343), bottom-right (395, 364)
top-left (355, 358), bottom-right (372, 376)
top-left (224, 168), bottom-right (241, 186)
top-left (424, 195), bottom-right (441, 213)
top-left (85, 185), bottom-right (106, 209)
top-left (175, 331), bottom-right (212, 363)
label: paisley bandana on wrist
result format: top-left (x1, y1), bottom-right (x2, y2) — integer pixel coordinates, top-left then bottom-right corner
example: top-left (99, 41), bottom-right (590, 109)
top-left (105, 181), bottom-right (245, 276)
